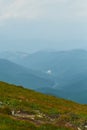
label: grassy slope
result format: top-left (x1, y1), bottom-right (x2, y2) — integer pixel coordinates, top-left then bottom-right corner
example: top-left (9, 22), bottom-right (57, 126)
top-left (0, 82), bottom-right (87, 130)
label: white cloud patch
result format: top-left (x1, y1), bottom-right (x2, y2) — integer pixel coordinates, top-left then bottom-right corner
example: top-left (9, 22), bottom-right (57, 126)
top-left (0, 0), bottom-right (39, 21)
top-left (0, 0), bottom-right (87, 23)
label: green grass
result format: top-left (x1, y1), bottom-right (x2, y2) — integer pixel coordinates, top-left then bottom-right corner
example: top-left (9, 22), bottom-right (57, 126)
top-left (0, 81), bottom-right (87, 130)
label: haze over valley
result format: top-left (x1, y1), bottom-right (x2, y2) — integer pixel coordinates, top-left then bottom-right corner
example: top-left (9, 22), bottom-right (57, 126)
top-left (0, 49), bottom-right (87, 104)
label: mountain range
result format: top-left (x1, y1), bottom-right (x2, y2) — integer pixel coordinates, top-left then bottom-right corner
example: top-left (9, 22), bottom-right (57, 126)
top-left (0, 50), bottom-right (87, 103)
top-left (0, 58), bottom-right (54, 89)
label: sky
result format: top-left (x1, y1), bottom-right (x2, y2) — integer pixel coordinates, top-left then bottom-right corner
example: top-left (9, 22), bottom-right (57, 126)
top-left (0, 0), bottom-right (87, 52)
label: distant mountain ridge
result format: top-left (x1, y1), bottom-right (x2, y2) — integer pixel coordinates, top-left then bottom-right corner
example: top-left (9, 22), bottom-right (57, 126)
top-left (0, 51), bottom-right (29, 63)
top-left (1, 50), bottom-right (87, 103)
top-left (0, 58), bottom-right (54, 89)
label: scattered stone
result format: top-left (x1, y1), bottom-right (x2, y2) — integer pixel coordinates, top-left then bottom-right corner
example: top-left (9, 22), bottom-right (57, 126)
top-left (0, 101), bottom-right (3, 105)
top-left (65, 122), bottom-right (73, 127)
top-left (77, 127), bottom-right (81, 130)
top-left (84, 125), bottom-right (87, 128)
top-left (12, 110), bottom-right (15, 116)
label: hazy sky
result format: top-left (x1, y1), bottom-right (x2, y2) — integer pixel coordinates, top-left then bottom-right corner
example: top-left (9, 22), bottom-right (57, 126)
top-left (0, 0), bottom-right (87, 52)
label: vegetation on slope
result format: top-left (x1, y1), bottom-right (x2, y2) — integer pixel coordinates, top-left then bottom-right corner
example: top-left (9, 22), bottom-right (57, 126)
top-left (0, 81), bottom-right (87, 130)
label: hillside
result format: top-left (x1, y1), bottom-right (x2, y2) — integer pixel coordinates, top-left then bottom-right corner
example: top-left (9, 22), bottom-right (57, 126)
top-left (4, 49), bottom-right (87, 104)
top-left (0, 59), bottom-right (54, 89)
top-left (0, 82), bottom-right (87, 130)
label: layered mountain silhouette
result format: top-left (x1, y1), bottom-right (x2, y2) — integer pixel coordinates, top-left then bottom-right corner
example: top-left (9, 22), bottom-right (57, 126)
top-left (0, 59), bottom-right (54, 89)
top-left (1, 49), bottom-right (87, 103)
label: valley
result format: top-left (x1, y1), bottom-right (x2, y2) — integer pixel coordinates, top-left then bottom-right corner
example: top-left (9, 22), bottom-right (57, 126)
top-left (0, 50), bottom-right (87, 103)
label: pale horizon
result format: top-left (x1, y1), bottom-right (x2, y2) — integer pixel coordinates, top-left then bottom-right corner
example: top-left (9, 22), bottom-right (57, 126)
top-left (0, 0), bottom-right (87, 52)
